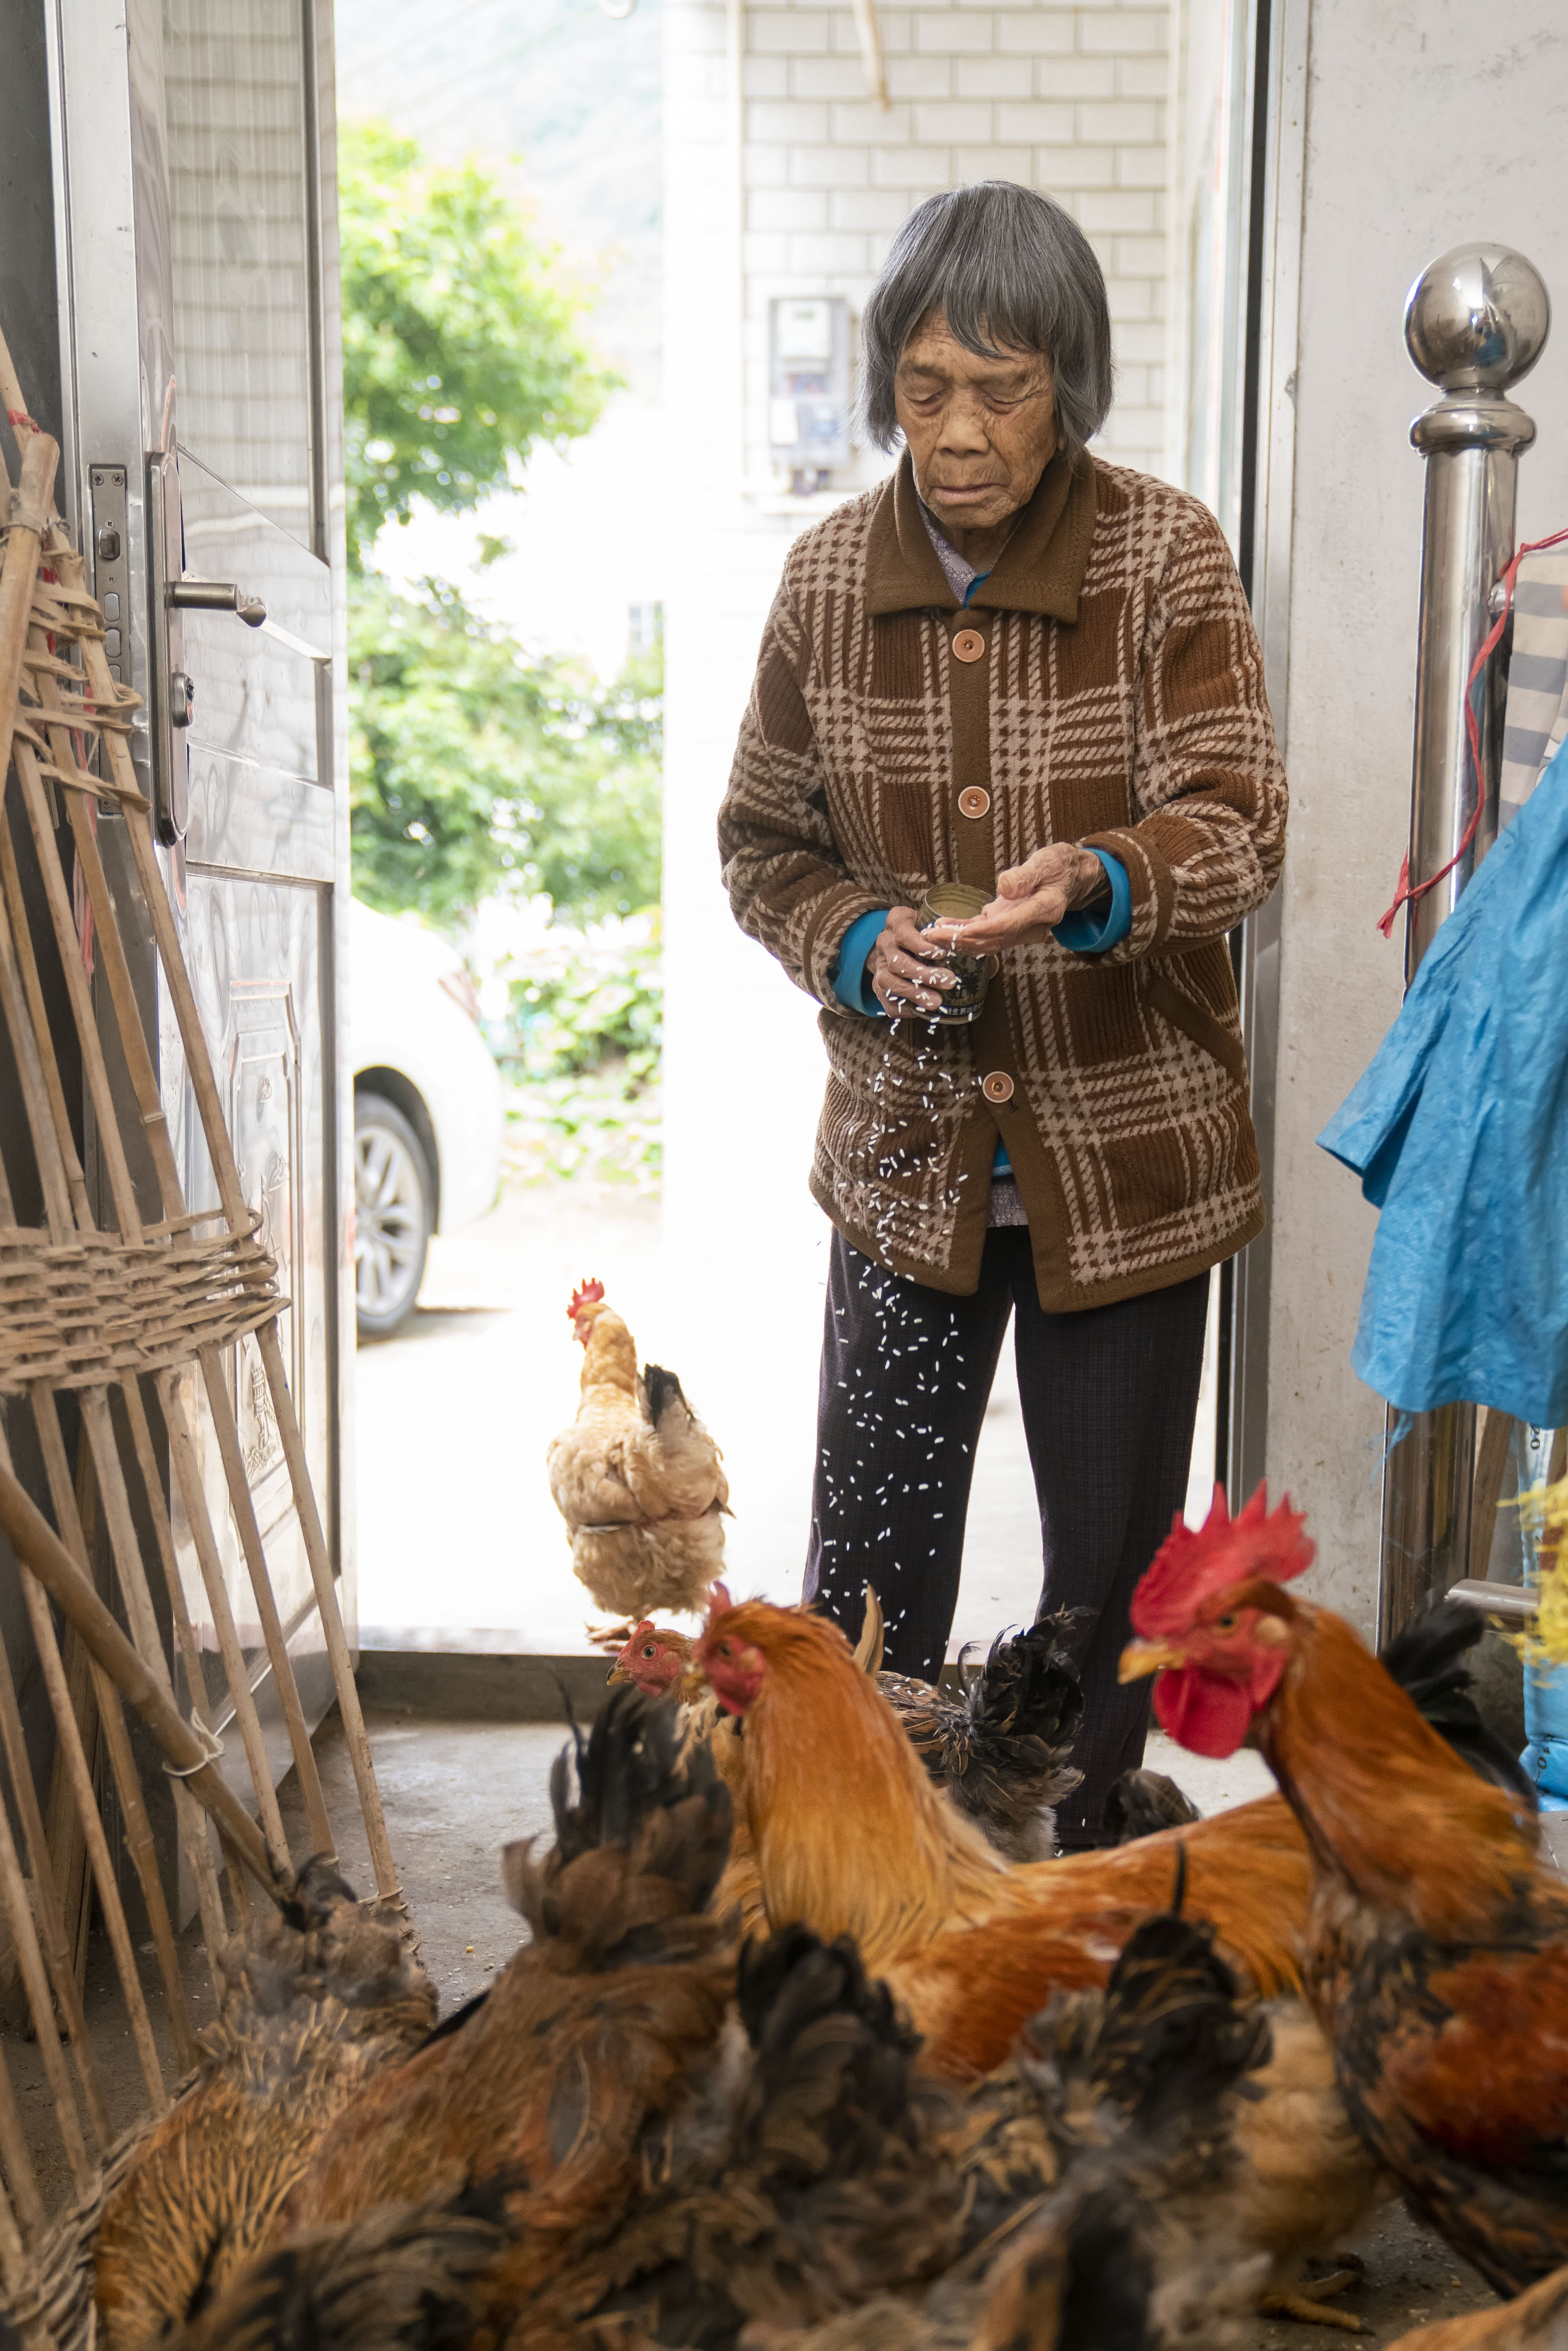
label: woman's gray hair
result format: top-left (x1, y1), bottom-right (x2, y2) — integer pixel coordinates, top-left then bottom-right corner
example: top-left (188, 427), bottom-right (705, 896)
top-left (858, 182), bottom-right (1113, 464)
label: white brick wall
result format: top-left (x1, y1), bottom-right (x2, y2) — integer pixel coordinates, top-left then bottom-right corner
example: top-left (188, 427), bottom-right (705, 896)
top-left (722, 0), bottom-right (1173, 493)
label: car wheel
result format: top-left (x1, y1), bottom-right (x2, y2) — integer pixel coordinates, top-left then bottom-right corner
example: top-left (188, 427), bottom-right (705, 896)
top-left (355, 1092), bottom-right (432, 1340)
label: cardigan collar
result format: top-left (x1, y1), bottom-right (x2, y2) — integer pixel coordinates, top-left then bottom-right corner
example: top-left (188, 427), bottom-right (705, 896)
top-left (864, 446), bottom-right (1097, 622)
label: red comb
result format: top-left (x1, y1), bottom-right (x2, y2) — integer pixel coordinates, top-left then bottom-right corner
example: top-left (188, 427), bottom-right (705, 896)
top-left (1131, 1483), bottom-right (1313, 1640)
top-left (703, 1583), bottom-right (734, 1629)
top-left (567, 1278), bottom-right (605, 1323)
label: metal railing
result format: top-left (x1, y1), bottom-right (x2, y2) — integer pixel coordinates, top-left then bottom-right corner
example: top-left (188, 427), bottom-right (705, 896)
top-left (1377, 242), bottom-right (1551, 1644)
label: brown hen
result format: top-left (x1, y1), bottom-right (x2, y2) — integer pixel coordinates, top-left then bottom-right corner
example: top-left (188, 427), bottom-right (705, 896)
top-left (694, 1591), bottom-right (1313, 2078)
top-left (93, 1858), bottom-right (435, 2349)
top-left (280, 1689), bottom-right (735, 2330)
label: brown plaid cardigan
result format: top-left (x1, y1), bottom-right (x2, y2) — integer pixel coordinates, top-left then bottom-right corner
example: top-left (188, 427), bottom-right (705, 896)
top-left (717, 447), bottom-right (1287, 1311)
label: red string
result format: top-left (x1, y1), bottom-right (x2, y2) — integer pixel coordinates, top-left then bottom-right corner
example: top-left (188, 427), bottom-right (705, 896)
top-left (1377, 522), bottom-right (1568, 940)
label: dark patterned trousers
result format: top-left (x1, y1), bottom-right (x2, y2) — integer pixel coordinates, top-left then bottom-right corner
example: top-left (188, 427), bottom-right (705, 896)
top-left (803, 1227), bottom-right (1210, 1849)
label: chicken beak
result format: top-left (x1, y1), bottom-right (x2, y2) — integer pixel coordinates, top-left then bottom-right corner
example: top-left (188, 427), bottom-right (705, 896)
top-left (1117, 1638), bottom-right (1181, 1684)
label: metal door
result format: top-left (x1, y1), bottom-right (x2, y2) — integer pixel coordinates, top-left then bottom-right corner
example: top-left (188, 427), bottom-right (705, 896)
top-left (45, 0), bottom-right (352, 1786)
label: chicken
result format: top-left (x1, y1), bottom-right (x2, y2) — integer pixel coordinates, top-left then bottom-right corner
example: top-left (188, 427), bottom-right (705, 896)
top-left (531, 1922), bottom-right (967, 2349)
top-left (1385, 2262), bottom-right (1568, 2351)
top-left (600, 1616), bottom-right (710, 1708)
top-left (609, 1595), bottom-right (1084, 1864)
top-left (761, 1910), bottom-right (1293, 2351)
top-left (1118, 1486), bottom-right (1566, 2300)
top-left (1102, 1767), bottom-right (1204, 1843)
top-left (277, 1688), bottom-right (735, 2331)
top-left (93, 1858), bottom-right (436, 2350)
top-left (548, 1281), bottom-right (729, 1621)
top-left (158, 2182), bottom-right (510, 2351)
top-left (949, 1910), bottom-right (1388, 2334)
top-left (874, 1607), bottom-right (1085, 1864)
top-left (542, 1906), bottom-right (1367, 2351)
top-left (694, 1589), bottom-right (1315, 2078)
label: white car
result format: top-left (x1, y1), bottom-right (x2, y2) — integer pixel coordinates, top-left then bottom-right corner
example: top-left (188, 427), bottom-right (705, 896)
top-left (349, 899), bottom-right (504, 1339)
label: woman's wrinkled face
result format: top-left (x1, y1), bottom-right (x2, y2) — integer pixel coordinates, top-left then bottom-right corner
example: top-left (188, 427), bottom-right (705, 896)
top-left (893, 312), bottom-right (1059, 546)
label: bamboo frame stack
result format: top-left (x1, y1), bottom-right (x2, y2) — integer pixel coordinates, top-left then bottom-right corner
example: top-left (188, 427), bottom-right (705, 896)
top-left (0, 332), bottom-right (399, 2308)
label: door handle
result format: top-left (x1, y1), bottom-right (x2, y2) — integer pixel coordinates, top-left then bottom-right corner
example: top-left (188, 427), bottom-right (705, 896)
top-left (167, 580), bottom-right (267, 627)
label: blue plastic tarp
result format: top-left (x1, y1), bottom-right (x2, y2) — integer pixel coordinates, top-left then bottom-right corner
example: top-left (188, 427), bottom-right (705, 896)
top-left (1316, 738), bottom-right (1568, 1428)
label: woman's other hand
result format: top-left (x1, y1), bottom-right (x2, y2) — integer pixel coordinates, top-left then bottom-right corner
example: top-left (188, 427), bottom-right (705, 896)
top-left (868, 906), bottom-right (961, 1014)
top-left (937, 844), bottom-right (1109, 952)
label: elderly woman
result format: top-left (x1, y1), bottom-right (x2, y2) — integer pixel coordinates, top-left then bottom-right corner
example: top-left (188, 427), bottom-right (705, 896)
top-left (717, 181), bottom-right (1286, 1848)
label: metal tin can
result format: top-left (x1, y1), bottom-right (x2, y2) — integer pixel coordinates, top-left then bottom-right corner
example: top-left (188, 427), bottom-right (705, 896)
top-left (915, 883), bottom-right (992, 1024)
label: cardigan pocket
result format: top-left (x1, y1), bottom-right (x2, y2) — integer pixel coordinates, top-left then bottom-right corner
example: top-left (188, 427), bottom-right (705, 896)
top-left (1145, 969), bottom-right (1248, 1086)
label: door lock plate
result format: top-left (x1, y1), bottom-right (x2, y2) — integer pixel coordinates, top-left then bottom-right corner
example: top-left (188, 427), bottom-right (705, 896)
top-left (88, 467), bottom-right (132, 813)
top-left (146, 448), bottom-right (188, 845)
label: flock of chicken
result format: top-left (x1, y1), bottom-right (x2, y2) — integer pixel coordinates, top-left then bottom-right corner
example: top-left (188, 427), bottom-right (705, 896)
top-left (21, 1290), bottom-right (1568, 2351)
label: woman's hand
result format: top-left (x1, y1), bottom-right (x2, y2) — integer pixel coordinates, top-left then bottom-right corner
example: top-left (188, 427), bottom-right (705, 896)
top-left (867, 907), bottom-right (960, 1014)
top-left (935, 845), bottom-right (1109, 953)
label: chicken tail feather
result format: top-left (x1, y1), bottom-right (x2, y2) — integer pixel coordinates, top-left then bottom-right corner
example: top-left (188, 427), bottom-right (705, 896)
top-left (504, 1687), bottom-right (733, 1949)
top-left (1380, 1597), bottom-right (1538, 1811)
top-left (641, 1363), bottom-right (687, 1426)
top-left (160, 2179), bottom-right (511, 2351)
top-left (1028, 1911), bottom-right (1272, 2141)
top-left (1101, 1767), bottom-right (1204, 1845)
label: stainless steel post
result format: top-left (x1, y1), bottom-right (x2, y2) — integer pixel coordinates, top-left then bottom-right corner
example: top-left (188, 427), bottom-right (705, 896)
top-left (1377, 244), bottom-right (1551, 1646)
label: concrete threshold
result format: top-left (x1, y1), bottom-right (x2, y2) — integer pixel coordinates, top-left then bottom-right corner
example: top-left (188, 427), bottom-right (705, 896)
top-left (354, 1647), bottom-right (971, 1719)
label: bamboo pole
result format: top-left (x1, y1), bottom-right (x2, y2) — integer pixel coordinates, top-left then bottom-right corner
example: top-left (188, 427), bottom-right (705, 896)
top-left (8, 731), bottom-right (146, 1239)
top-left (0, 1455), bottom-right (273, 1882)
top-left (154, 1372), bottom-right (291, 1871)
top-left (256, 1316), bottom-right (398, 1895)
top-left (18, 1399), bottom-right (199, 2071)
top-left (121, 1379), bottom-right (269, 1924)
top-left (77, 1389), bottom-right (232, 1966)
top-left (0, 1621), bottom-right (112, 2148)
top-left (17, 1575), bottom-right (167, 2111)
top-left (0, 436), bottom-right (56, 764)
top-left (0, 1683), bottom-right (91, 2186)
top-left (195, 1348), bottom-right (334, 1855)
top-left (0, 842), bottom-right (72, 1240)
top-left (0, 2169), bottom-right (53, 2351)
top-left (119, 1379), bottom-right (211, 1731)
top-left (0, 2015), bottom-right (42, 2241)
top-left (0, 789), bottom-right (91, 1230)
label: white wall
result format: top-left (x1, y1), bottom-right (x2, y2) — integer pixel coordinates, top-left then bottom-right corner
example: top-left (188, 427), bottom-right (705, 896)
top-left (1264, 0), bottom-right (1568, 1630)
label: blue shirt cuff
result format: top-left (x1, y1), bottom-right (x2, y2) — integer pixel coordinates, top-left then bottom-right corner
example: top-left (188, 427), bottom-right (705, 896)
top-left (832, 906), bottom-right (890, 1015)
top-left (1053, 850), bottom-right (1131, 955)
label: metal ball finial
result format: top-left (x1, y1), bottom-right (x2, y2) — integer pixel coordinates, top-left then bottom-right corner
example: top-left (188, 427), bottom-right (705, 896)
top-left (1404, 243), bottom-right (1551, 394)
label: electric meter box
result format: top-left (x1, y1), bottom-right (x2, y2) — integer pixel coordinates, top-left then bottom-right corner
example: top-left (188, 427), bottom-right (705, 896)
top-left (768, 296), bottom-right (852, 474)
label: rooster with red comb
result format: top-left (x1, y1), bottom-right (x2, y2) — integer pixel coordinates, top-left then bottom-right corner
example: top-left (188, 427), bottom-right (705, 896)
top-left (1121, 1482), bottom-right (1568, 2302)
top-left (547, 1279), bottom-right (729, 1621)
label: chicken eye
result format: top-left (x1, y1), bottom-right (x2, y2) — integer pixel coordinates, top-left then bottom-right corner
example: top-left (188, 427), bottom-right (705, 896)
top-left (640, 1644), bottom-right (657, 1659)
top-left (1213, 1612), bottom-right (1240, 1633)
top-left (717, 1640), bottom-right (733, 1659)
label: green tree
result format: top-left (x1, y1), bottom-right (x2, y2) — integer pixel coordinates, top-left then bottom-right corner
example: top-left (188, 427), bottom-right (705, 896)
top-left (338, 121), bottom-right (616, 569)
top-left (349, 575), bottom-right (661, 929)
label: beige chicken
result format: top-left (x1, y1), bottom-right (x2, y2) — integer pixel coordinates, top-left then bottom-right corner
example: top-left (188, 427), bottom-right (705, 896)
top-left (547, 1279), bottom-right (728, 1619)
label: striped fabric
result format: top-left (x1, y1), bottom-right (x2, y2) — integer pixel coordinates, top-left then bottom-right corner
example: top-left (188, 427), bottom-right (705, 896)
top-left (718, 449), bottom-right (1288, 1311)
top-left (1501, 551), bottom-right (1568, 829)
